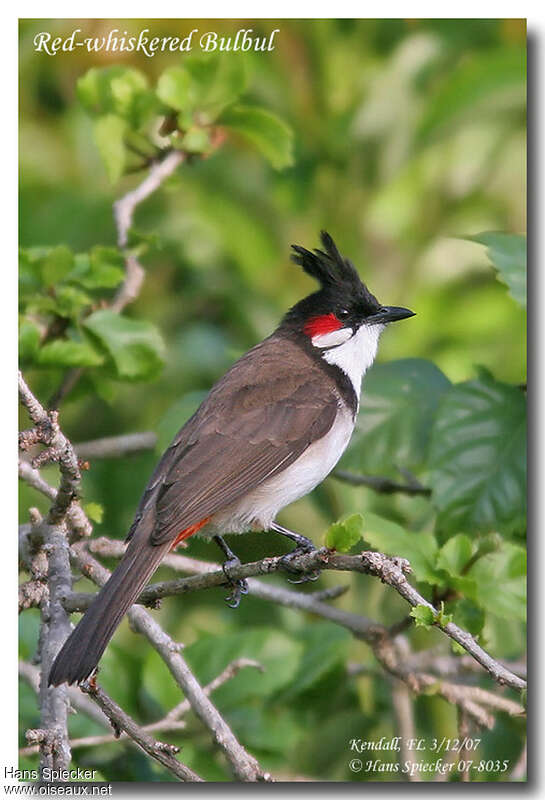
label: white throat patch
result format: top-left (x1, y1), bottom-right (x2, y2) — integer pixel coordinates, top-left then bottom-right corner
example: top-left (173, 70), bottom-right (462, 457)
top-left (321, 323), bottom-right (383, 402)
top-left (311, 327), bottom-right (353, 349)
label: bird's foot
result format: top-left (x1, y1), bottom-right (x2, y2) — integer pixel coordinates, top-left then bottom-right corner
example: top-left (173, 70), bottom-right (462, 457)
top-left (213, 535), bottom-right (249, 608)
top-left (279, 542), bottom-right (321, 584)
top-left (270, 522), bottom-right (322, 584)
top-left (222, 556), bottom-right (249, 608)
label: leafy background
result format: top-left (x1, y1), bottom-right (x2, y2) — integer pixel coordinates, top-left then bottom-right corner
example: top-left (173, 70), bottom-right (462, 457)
top-left (19, 19), bottom-right (526, 782)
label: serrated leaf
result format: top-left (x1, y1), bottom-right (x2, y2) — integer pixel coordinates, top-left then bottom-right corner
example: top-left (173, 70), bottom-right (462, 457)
top-left (83, 309), bottom-right (165, 381)
top-left (410, 604), bottom-right (435, 628)
top-left (325, 513), bottom-right (364, 552)
top-left (42, 245), bottom-right (74, 286)
top-left (467, 232), bottom-right (526, 308)
top-left (429, 371), bottom-right (526, 536)
top-left (220, 105), bottom-right (294, 169)
top-left (362, 511), bottom-right (442, 586)
top-left (436, 534), bottom-right (474, 577)
top-left (466, 543), bottom-right (526, 621)
top-left (93, 114), bottom-right (127, 183)
top-left (341, 359), bottom-right (451, 475)
top-left (37, 339), bottom-right (104, 368)
top-left (84, 502), bottom-right (103, 523)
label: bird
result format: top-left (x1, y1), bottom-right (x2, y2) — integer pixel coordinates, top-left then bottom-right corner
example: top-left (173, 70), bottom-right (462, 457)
top-left (48, 231), bottom-right (414, 686)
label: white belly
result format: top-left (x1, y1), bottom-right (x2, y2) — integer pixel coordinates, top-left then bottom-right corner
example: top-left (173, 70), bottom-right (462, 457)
top-left (207, 405), bottom-right (355, 535)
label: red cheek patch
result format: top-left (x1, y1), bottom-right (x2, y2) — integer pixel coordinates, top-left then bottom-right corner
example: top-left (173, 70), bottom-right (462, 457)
top-left (303, 313), bottom-right (342, 338)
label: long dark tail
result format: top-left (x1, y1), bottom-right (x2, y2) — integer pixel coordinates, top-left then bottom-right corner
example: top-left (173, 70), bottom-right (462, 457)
top-left (48, 530), bottom-right (169, 687)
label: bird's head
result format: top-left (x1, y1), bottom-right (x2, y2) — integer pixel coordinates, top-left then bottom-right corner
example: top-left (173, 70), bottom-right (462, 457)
top-left (281, 231), bottom-right (415, 353)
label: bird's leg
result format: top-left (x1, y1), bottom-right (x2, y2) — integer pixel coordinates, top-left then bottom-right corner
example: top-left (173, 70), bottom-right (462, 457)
top-left (214, 535), bottom-right (248, 609)
top-left (270, 522), bottom-right (321, 584)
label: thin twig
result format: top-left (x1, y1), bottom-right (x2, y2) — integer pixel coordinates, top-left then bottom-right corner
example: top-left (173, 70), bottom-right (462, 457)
top-left (19, 373), bottom-right (81, 524)
top-left (79, 678), bottom-right (203, 782)
top-left (334, 469), bottom-right (431, 496)
top-left (48, 150), bottom-right (185, 408)
top-left (19, 661), bottom-right (110, 730)
top-left (74, 432), bottom-right (158, 460)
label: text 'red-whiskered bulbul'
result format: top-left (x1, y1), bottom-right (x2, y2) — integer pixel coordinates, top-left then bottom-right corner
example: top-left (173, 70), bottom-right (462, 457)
top-left (49, 232), bottom-right (415, 686)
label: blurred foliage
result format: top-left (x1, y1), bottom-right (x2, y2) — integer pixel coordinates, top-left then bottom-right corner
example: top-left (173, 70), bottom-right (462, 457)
top-left (19, 19), bottom-right (526, 782)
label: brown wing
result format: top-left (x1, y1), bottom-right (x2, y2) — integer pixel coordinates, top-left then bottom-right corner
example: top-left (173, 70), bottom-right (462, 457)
top-left (128, 335), bottom-right (341, 547)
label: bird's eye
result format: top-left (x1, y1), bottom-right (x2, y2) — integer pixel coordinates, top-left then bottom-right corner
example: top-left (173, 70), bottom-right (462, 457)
top-left (338, 309), bottom-right (350, 319)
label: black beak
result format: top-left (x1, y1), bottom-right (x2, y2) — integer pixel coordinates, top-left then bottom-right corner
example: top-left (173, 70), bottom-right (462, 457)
top-left (367, 305), bottom-right (415, 325)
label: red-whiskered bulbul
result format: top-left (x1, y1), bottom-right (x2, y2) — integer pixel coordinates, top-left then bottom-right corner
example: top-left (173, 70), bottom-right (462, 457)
top-left (49, 232), bottom-right (414, 686)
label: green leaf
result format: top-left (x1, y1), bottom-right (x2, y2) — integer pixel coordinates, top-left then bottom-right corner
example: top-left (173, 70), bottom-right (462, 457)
top-left (451, 597), bottom-right (485, 637)
top-left (466, 543), bottom-right (526, 621)
top-left (225, 707), bottom-right (300, 755)
top-left (157, 66), bottom-right (192, 112)
top-left (282, 623), bottom-right (350, 699)
top-left (54, 286), bottom-right (93, 319)
top-left (37, 339), bottom-right (104, 368)
top-left (417, 46), bottom-right (526, 144)
top-left (436, 534), bottom-right (474, 577)
top-left (429, 371), bottom-right (526, 536)
top-left (184, 629), bottom-right (301, 710)
top-left (93, 115), bottom-right (127, 183)
top-left (70, 248), bottom-right (125, 289)
top-left (467, 232), bottom-right (527, 308)
top-left (83, 309), bottom-right (165, 381)
top-left (410, 604), bottom-right (435, 628)
top-left (341, 359), bottom-right (451, 475)
top-left (157, 55), bottom-right (247, 121)
top-left (361, 511), bottom-right (441, 586)
top-left (220, 105), bottom-right (294, 169)
top-left (77, 67), bottom-right (154, 127)
top-left (84, 502), bottom-right (104, 523)
top-left (435, 600), bottom-right (453, 626)
top-left (41, 245), bottom-right (74, 286)
top-left (178, 128), bottom-right (212, 154)
top-left (325, 513), bottom-right (364, 552)
top-left (186, 55), bottom-right (247, 120)
top-left (19, 320), bottom-right (41, 361)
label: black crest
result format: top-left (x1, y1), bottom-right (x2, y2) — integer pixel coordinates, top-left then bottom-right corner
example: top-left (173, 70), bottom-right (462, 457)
top-left (291, 231), bottom-right (363, 291)
top-left (290, 232), bottom-right (380, 316)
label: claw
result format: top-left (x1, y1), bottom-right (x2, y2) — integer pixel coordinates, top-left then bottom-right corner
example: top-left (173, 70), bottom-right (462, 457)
top-left (279, 545), bottom-right (322, 585)
top-left (222, 556), bottom-right (248, 609)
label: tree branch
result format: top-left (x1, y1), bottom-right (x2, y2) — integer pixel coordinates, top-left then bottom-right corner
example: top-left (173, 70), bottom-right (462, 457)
top-left (18, 372), bottom-right (85, 778)
top-left (63, 538), bottom-right (526, 692)
top-left (333, 468), bottom-right (431, 496)
top-left (74, 432), bottom-right (158, 460)
top-left (70, 541), bottom-right (271, 782)
top-left (20, 658), bottom-right (262, 757)
top-left (101, 546), bottom-right (525, 692)
top-left (79, 678), bottom-right (203, 782)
